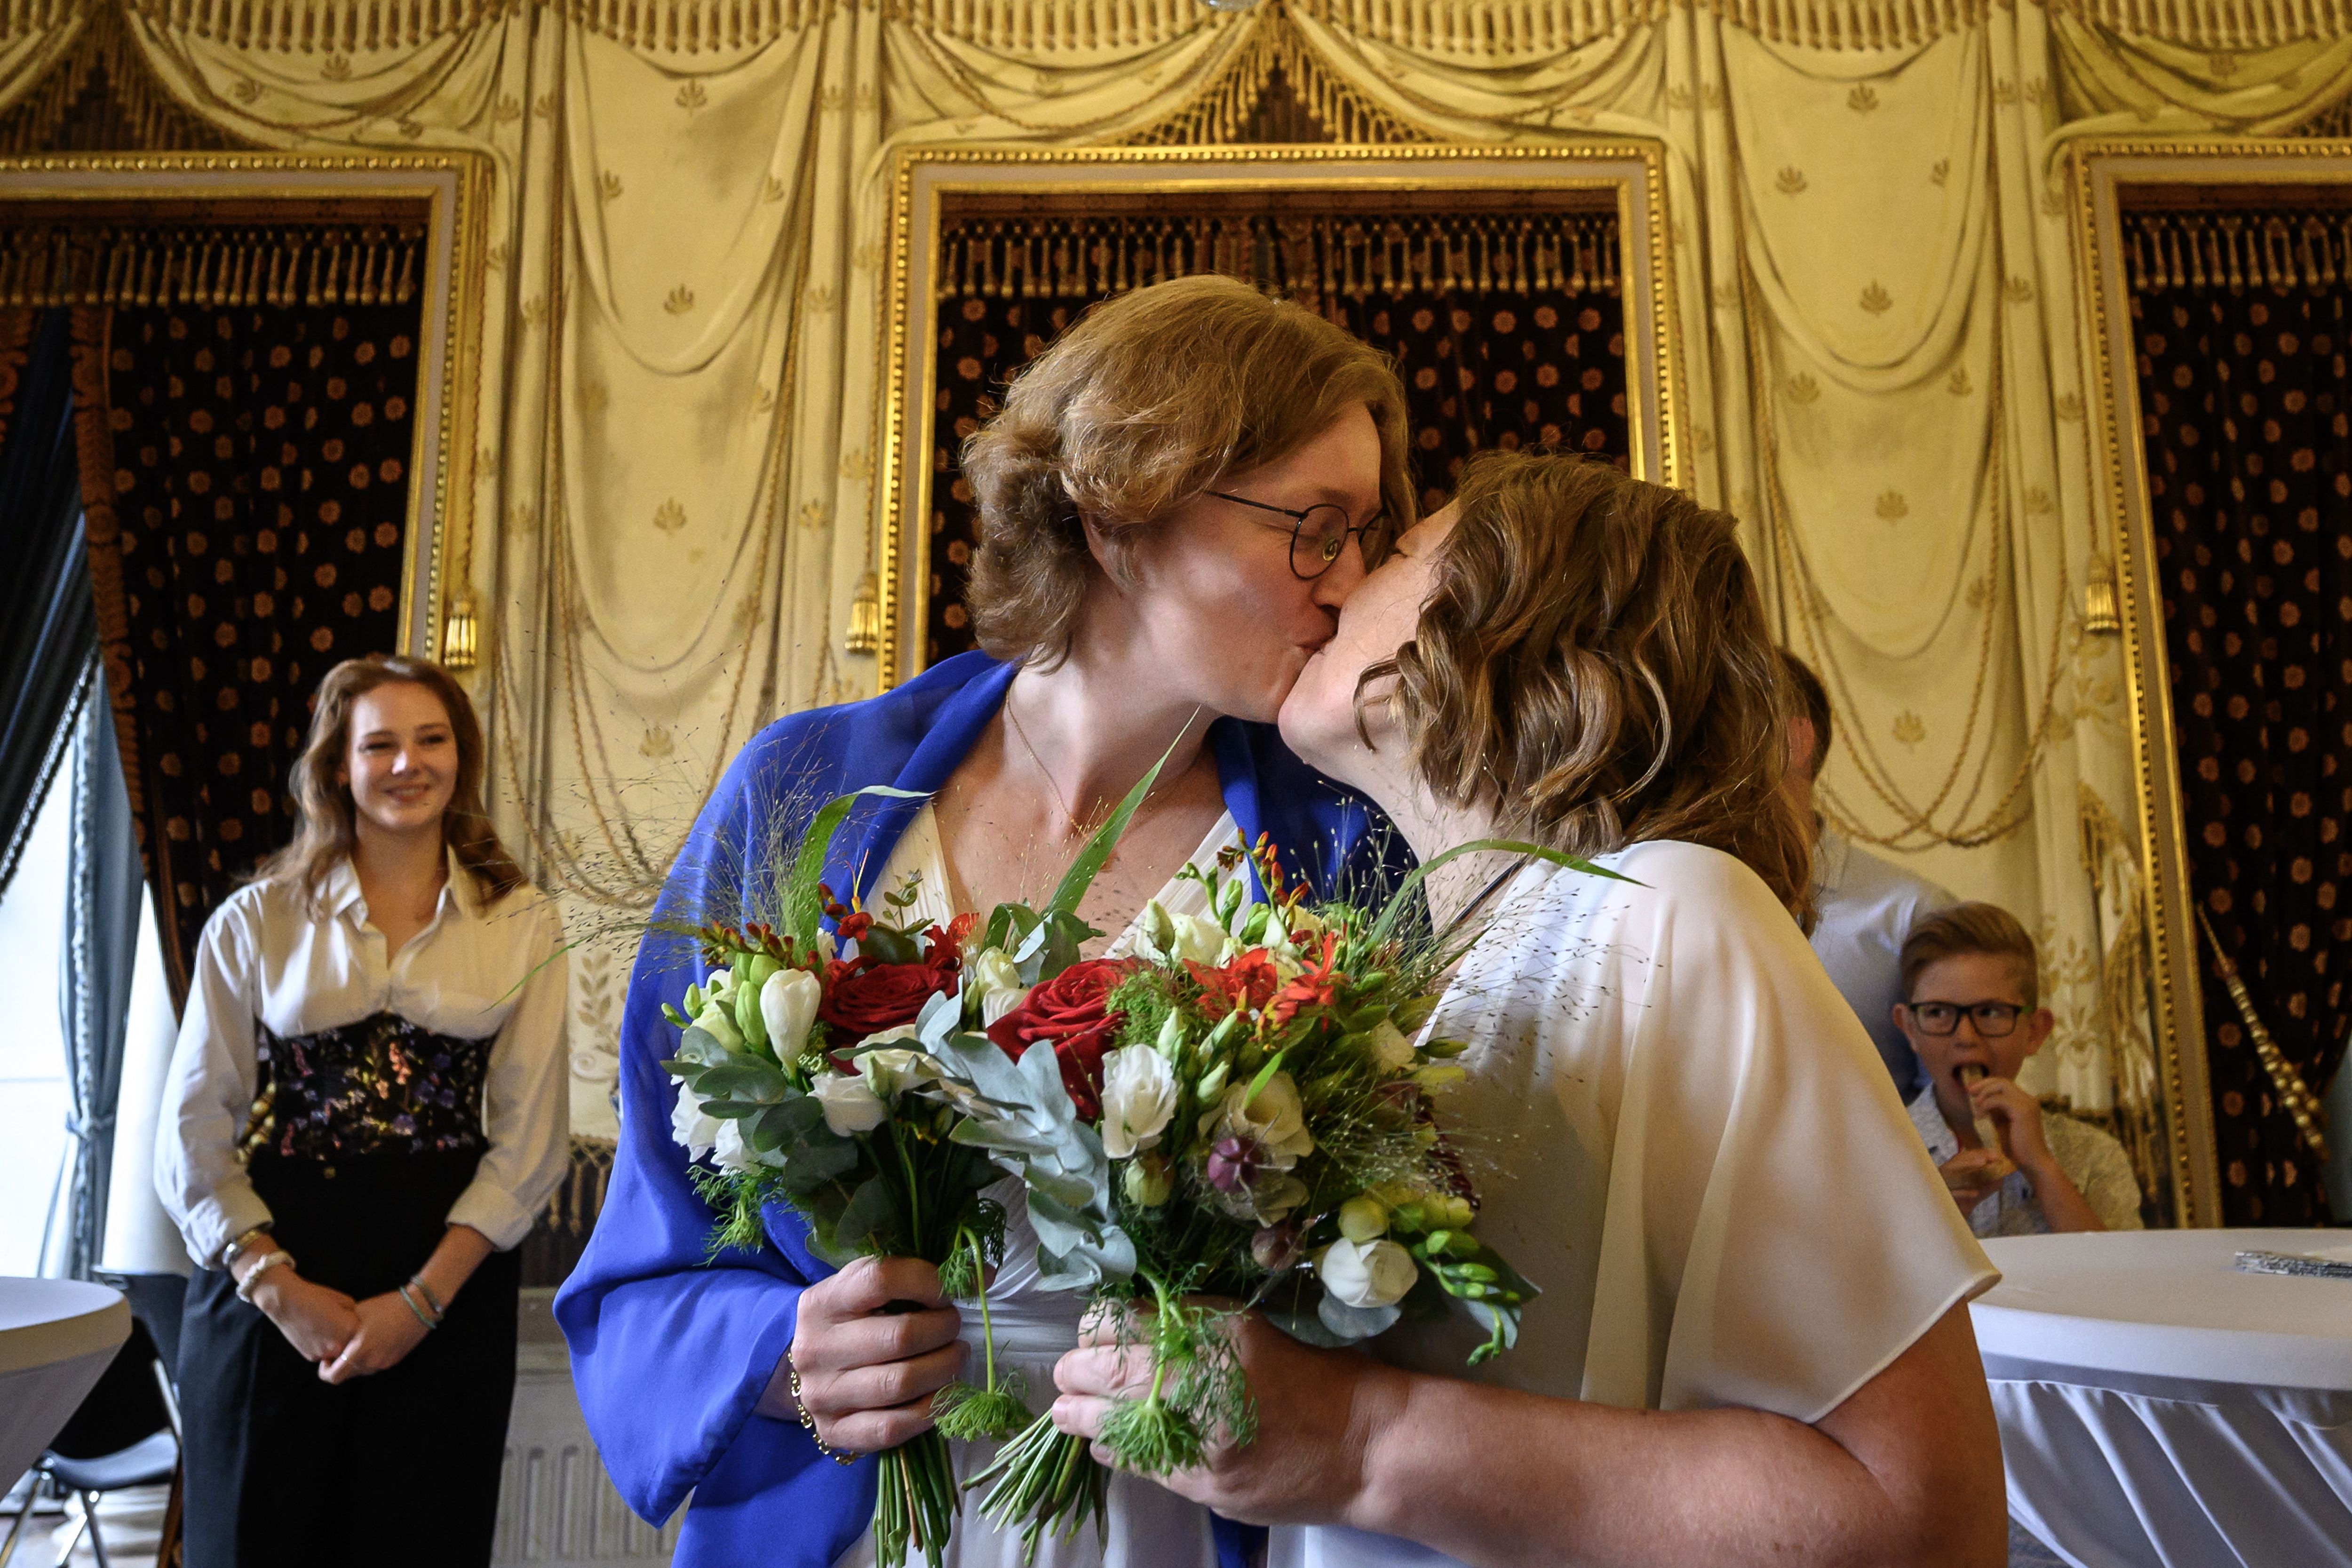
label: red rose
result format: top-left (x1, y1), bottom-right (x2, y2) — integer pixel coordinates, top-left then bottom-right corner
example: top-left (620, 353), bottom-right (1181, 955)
top-left (985, 958), bottom-right (1136, 1121)
top-left (819, 957), bottom-right (956, 1041)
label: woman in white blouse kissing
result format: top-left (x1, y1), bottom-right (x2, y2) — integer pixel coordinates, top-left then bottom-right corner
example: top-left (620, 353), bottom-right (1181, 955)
top-left (1049, 454), bottom-right (2009, 1568)
top-left (157, 654), bottom-right (568, 1568)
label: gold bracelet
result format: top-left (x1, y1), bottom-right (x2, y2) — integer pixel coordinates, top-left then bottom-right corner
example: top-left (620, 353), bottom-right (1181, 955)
top-left (788, 1360), bottom-right (861, 1467)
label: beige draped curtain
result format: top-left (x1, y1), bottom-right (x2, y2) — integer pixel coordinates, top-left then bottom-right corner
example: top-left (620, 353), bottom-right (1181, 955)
top-left (4, 0), bottom-right (2347, 1141)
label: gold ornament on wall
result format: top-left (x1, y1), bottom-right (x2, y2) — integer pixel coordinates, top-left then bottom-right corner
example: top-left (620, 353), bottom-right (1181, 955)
top-left (1859, 281), bottom-right (1893, 314)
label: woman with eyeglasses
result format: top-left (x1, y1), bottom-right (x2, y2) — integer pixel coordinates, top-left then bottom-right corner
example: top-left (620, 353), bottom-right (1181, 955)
top-left (1892, 902), bottom-right (2144, 1235)
top-left (556, 274), bottom-right (1414, 1568)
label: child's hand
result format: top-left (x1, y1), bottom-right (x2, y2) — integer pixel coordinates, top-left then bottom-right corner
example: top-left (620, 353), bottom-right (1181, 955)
top-left (1937, 1147), bottom-right (2011, 1217)
top-left (1967, 1075), bottom-right (2052, 1171)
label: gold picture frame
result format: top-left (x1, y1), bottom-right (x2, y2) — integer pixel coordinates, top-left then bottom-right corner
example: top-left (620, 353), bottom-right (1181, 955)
top-left (0, 151), bottom-right (493, 664)
top-left (2069, 137), bottom-right (2352, 1227)
top-left (874, 141), bottom-right (1687, 689)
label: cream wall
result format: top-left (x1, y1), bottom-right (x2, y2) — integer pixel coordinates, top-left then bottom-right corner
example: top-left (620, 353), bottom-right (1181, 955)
top-left (4, 0), bottom-right (2348, 1146)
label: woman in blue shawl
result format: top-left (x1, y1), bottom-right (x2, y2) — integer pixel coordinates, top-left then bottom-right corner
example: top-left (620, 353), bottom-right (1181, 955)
top-left (556, 275), bottom-right (1415, 1568)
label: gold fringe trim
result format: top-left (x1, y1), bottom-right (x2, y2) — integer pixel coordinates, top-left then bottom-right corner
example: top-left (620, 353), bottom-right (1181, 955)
top-left (0, 222), bottom-right (425, 308)
top-left (1127, 12), bottom-right (1425, 143)
top-left (2072, 0), bottom-right (2352, 50)
top-left (0, 0), bottom-right (85, 37)
top-left (2079, 785), bottom-right (2167, 1220)
top-left (939, 207), bottom-right (1618, 300)
top-left (2127, 208), bottom-right (2352, 293)
top-left (87, 0), bottom-right (2352, 60)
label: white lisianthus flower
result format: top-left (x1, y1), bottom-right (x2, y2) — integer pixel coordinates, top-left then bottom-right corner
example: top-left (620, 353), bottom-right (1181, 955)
top-left (1200, 1071), bottom-right (1314, 1162)
top-left (857, 1046), bottom-right (939, 1100)
top-left (1099, 1045), bottom-right (1177, 1158)
top-left (669, 1079), bottom-right (721, 1161)
top-left (966, 948), bottom-right (1030, 1027)
top-left (813, 1069), bottom-right (890, 1136)
top-left (760, 969), bottom-right (822, 1060)
top-left (1320, 1237), bottom-right (1418, 1310)
top-left (1135, 900), bottom-right (1232, 965)
top-left (712, 1116), bottom-right (780, 1174)
top-left (1366, 1019), bottom-right (1418, 1074)
top-left (692, 1000), bottom-right (747, 1057)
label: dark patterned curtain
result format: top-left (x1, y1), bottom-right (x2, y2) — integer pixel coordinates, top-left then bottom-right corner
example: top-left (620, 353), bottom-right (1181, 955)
top-left (2137, 207), bottom-right (2352, 1226)
top-left (923, 209), bottom-right (1629, 664)
top-left (24, 218), bottom-right (431, 998)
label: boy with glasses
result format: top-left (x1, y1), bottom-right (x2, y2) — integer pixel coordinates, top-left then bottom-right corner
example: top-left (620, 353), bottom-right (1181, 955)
top-left (1895, 903), bottom-right (2145, 1236)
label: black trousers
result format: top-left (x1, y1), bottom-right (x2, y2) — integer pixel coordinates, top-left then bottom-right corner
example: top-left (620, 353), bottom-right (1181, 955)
top-left (178, 1153), bottom-right (520, 1568)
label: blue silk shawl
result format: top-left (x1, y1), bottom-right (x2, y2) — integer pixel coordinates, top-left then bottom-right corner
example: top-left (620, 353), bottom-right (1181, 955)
top-left (554, 651), bottom-right (1406, 1568)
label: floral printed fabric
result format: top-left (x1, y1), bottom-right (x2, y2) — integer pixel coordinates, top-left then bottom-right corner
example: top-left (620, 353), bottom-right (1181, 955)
top-left (256, 1011), bottom-right (489, 1163)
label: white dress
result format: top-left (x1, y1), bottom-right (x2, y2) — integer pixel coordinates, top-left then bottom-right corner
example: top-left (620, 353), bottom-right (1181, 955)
top-left (1271, 840), bottom-right (2000, 1568)
top-left (833, 803), bottom-right (1242, 1568)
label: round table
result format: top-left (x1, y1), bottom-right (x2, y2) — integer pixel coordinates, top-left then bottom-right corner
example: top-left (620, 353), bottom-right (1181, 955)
top-left (0, 1278), bottom-right (131, 1495)
top-left (1972, 1229), bottom-right (2352, 1568)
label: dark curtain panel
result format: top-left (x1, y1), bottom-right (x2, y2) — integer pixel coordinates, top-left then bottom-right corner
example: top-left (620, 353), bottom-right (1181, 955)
top-left (923, 211), bottom-right (1629, 665)
top-left (79, 302), bottom-right (420, 997)
top-left (0, 308), bottom-right (102, 896)
top-left (2140, 256), bottom-right (2352, 1226)
top-left (59, 656), bottom-right (144, 1280)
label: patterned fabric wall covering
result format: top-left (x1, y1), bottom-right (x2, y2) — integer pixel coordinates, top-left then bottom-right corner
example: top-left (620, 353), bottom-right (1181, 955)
top-left (80, 297), bottom-right (421, 994)
top-left (2140, 273), bottom-right (2352, 1227)
top-left (926, 210), bottom-right (1629, 666)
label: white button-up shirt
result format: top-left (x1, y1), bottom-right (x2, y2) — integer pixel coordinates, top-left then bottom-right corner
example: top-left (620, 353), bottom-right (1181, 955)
top-left (1808, 828), bottom-right (1954, 1096)
top-left (155, 852), bottom-right (569, 1268)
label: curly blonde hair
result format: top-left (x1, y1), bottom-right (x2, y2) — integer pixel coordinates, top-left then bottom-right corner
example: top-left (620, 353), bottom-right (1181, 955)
top-left (1379, 450), bottom-right (1815, 924)
top-left (960, 275), bottom-right (1414, 667)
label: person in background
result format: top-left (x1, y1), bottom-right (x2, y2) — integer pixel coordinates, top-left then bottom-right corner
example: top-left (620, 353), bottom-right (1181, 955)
top-left (1896, 901), bottom-right (2145, 1236)
top-left (156, 655), bottom-right (570, 1568)
top-left (1780, 649), bottom-right (1955, 1098)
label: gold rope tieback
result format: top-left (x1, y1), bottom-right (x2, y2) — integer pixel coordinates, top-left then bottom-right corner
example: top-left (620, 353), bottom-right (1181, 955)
top-left (2195, 906), bottom-right (2331, 1165)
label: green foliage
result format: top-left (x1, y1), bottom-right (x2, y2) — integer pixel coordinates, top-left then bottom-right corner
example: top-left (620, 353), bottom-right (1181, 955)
top-left (932, 1377), bottom-right (1033, 1442)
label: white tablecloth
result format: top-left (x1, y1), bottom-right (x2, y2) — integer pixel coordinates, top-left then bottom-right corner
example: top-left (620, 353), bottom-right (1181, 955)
top-left (0, 1277), bottom-right (130, 1495)
top-left (1972, 1230), bottom-right (2352, 1568)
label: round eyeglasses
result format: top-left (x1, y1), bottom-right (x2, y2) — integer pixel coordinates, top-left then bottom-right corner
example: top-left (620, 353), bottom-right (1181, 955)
top-left (1207, 490), bottom-right (1375, 581)
top-left (1906, 1001), bottom-right (2025, 1037)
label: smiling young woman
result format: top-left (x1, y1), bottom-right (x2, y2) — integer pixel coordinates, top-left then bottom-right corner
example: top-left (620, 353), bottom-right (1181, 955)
top-left (157, 654), bottom-right (569, 1568)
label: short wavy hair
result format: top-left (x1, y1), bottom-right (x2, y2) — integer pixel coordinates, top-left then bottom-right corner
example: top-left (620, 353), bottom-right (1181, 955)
top-left (959, 275), bottom-right (1414, 668)
top-left (1376, 450), bottom-right (1815, 924)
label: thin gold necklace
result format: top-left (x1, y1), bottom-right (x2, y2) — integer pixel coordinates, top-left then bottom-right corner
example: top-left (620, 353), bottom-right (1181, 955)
top-left (1002, 697), bottom-right (1175, 839)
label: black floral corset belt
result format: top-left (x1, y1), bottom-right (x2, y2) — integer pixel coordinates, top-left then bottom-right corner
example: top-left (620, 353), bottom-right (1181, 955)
top-left (254, 1012), bottom-right (490, 1165)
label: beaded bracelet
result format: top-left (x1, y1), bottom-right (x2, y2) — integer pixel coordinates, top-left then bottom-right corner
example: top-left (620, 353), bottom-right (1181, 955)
top-left (788, 1360), bottom-right (861, 1467)
top-left (233, 1251), bottom-right (294, 1304)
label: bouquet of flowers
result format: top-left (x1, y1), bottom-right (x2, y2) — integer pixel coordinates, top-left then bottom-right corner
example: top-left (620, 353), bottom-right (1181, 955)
top-left (965, 834), bottom-right (1572, 1558)
top-left (660, 772), bottom-right (1599, 1567)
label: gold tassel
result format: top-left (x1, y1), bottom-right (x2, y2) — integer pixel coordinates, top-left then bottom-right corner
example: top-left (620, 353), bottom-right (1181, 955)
top-left (441, 589), bottom-right (480, 671)
top-left (2082, 551), bottom-right (2122, 636)
top-left (2196, 907), bottom-right (2332, 1165)
top-left (845, 571), bottom-right (882, 656)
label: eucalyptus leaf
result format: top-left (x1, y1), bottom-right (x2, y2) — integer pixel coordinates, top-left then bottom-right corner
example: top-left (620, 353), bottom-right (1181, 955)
top-left (1264, 1307), bottom-right (1351, 1349)
top-left (833, 1175), bottom-right (899, 1253)
top-left (1317, 1294), bottom-right (1402, 1342)
top-left (699, 1099), bottom-right (764, 1120)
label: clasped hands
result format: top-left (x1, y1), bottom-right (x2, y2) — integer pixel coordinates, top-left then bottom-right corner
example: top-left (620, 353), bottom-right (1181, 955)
top-left (777, 1255), bottom-right (1397, 1528)
top-left (246, 1270), bottom-right (432, 1384)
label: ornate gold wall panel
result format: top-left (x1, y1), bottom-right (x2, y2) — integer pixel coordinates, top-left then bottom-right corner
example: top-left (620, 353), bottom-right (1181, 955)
top-left (2071, 138), bottom-right (2352, 1227)
top-left (877, 141), bottom-right (1682, 689)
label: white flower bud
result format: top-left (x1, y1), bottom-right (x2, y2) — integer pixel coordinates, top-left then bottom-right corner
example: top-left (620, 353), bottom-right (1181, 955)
top-left (1337, 1195), bottom-right (1390, 1243)
top-left (760, 968), bottom-right (822, 1059)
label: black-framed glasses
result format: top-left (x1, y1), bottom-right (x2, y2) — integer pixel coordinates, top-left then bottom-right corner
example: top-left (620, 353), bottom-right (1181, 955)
top-left (1208, 490), bottom-right (1375, 581)
top-left (1906, 1000), bottom-right (2025, 1037)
